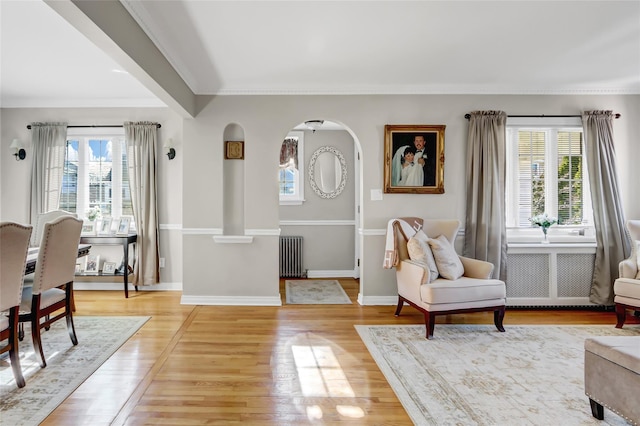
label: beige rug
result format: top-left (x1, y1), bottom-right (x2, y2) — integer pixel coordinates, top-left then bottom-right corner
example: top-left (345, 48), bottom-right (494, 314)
top-left (355, 324), bottom-right (640, 425)
top-left (0, 316), bottom-right (149, 425)
top-left (285, 279), bottom-right (351, 304)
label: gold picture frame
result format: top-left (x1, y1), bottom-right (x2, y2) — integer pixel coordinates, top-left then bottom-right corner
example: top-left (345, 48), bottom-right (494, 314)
top-left (383, 124), bottom-right (446, 194)
top-left (225, 140), bottom-right (244, 160)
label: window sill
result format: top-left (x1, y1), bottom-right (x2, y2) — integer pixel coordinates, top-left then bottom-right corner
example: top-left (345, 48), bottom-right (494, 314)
top-left (279, 199), bottom-right (305, 206)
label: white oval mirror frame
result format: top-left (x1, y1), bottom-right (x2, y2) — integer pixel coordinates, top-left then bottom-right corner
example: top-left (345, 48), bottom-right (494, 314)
top-left (308, 146), bottom-right (347, 199)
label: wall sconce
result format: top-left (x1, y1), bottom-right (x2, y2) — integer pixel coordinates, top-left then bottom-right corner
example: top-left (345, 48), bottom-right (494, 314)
top-left (305, 120), bottom-right (324, 133)
top-left (10, 139), bottom-right (26, 161)
top-left (164, 139), bottom-right (176, 160)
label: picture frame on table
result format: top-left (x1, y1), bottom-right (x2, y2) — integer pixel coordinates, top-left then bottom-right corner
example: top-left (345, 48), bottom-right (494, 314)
top-left (85, 254), bottom-right (100, 275)
top-left (383, 124), bottom-right (446, 194)
top-left (116, 217), bottom-right (131, 235)
top-left (99, 217), bottom-right (113, 235)
top-left (75, 263), bottom-right (83, 274)
top-left (81, 221), bottom-right (96, 236)
top-left (103, 261), bottom-right (117, 275)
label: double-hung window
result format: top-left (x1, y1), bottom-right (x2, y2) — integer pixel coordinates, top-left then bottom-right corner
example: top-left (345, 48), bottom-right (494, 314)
top-left (505, 118), bottom-right (594, 239)
top-left (60, 128), bottom-right (133, 220)
top-left (279, 131), bottom-right (305, 205)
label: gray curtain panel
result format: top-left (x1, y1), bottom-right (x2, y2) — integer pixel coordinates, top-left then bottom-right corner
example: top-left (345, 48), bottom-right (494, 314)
top-left (29, 122), bottom-right (68, 223)
top-left (124, 121), bottom-right (160, 286)
top-left (582, 110), bottom-right (629, 305)
top-left (463, 111), bottom-right (507, 281)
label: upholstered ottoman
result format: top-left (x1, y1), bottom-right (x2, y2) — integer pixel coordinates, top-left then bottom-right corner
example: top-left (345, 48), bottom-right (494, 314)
top-left (584, 336), bottom-right (640, 424)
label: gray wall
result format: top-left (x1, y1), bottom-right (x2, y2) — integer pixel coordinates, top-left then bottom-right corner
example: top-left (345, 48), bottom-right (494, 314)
top-left (2, 93), bottom-right (639, 304)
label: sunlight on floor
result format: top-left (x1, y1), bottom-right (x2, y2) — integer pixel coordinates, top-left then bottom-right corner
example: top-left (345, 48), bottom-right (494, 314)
top-left (292, 344), bottom-right (365, 420)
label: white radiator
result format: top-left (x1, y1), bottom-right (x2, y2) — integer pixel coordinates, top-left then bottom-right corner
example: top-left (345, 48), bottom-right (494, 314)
top-left (279, 236), bottom-right (304, 278)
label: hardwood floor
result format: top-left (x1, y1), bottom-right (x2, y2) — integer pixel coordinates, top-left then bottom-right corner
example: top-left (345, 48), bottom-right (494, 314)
top-left (39, 279), bottom-right (637, 425)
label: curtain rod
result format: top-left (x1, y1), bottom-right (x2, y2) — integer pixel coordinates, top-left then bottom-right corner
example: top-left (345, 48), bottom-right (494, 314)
top-left (464, 113), bottom-right (621, 120)
top-left (26, 123), bottom-right (161, 129)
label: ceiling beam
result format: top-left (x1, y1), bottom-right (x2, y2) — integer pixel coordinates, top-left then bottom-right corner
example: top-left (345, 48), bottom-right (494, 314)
top-left (45, 0), bottom-right (209, 118)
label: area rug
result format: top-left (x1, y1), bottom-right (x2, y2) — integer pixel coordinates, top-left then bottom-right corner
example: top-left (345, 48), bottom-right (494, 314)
top-left (285, 279), bottom-right (351, 304)
top-left (0, 316), bottom-right (149, 426)
top-left (355, 324), bottom-right (640, 425)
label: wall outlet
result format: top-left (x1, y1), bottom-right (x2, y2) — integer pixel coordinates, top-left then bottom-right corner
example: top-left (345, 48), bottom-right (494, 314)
top-left (159, 257), bottom-right (165, 268)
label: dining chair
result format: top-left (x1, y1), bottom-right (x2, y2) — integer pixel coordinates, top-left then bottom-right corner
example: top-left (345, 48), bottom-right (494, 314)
top-left (29, 209), bottom-right (77, 247)
top-left (19, 215), bottom-right (83, 368)
top-left (0, 222), bottom-right (33, 387)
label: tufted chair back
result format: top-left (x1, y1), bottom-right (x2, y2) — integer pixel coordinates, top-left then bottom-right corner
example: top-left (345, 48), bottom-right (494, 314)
top-left (0, 222), bottom-right (32, 311)
top-left (32, 216), bottom-right (82, 295)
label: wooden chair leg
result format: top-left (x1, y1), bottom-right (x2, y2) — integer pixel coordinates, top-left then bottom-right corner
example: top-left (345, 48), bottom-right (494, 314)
top-left (394, 296), bottom-right (404, 316)
top-left (494, 307), bottom-right (506, 332)
top-left (615, 303), bottom-right (627, 329)
top-left (8, 309), bottom-right (25, 388)
top-left (423, 312), bottom-right (436, 339)
top-left (31, 315), bottom-right (46, 368)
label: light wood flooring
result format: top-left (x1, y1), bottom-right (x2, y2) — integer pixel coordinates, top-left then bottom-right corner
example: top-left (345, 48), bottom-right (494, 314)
top-left (38, 279), bottom-right (637, 425)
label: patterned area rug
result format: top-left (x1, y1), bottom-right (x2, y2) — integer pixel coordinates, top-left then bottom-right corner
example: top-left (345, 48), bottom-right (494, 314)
top-left (285, 280), bottom-right (351, 304)
top-left (0, 316), bottom-right (149, 425)
top-left (355, 324), bottom-right (640, 425)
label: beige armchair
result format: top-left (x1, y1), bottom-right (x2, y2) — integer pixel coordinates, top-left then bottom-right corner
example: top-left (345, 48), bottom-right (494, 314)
top-left (392, 219), bottom-right (506, 339)
top-left (614, 219), bottom-right (640, 328)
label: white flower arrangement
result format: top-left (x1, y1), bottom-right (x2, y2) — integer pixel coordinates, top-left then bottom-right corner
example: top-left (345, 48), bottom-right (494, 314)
top-left (86, 206), bottom-right (102, 221)
top-left (529, 213), bottom-right (558, 233)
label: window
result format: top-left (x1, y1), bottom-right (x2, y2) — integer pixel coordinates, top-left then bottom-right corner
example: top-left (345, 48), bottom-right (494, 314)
top-left (506, 118), bottom-right (593, 232)
top-left (60, 129), bottom-right (132, 220)
top-left (279, 131), bottom-right (305, 205)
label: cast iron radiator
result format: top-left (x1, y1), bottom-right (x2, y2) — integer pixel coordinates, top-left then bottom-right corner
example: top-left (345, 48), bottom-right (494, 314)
top-left (279, 236), bottom-right (304, 278)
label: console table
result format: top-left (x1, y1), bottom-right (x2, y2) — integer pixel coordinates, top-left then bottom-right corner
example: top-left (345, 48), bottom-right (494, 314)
top-left (79, 233), bottom-right (137, 298)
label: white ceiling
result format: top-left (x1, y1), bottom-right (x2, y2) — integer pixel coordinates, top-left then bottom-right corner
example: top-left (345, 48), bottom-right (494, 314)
top-left (2, 0), bottom-right (639, 109)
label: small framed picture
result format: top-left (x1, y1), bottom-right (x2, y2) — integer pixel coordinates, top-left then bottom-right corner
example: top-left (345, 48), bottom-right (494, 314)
top-left (116, 217), bottom-right (131, 235)
top-left (225, 140), bottom-right (244, 160)
top-left (81, 221), bottom-right (96, 236)
top-left (75, 263), bottom-right (83, 274)
top-left (103, 261), bottom-right (117, 274)
top-left (85, 254), bottom-right (100, 275)
top-left (99, 217), bottom-right (113, 235)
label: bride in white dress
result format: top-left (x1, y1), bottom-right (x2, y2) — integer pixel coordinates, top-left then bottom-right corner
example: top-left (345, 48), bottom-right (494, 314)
top-left (399, 146), bottom-right (424, 186)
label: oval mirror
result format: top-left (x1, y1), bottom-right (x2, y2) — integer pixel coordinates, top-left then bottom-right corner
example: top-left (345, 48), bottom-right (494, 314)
top-left (308, 146), bottom-right (347, 199)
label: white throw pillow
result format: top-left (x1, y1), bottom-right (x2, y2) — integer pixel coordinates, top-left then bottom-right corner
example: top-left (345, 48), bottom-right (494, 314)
top-left (428, 234), bottom-right (464, 280)
top-left (407, 230), bottom-right (439, 282)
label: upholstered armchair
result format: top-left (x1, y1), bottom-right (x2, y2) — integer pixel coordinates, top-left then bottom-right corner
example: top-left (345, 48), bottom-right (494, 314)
top-left (614, 219), bottom-right (640, 328)
top-left (392, 219), bottom-right (506, 339)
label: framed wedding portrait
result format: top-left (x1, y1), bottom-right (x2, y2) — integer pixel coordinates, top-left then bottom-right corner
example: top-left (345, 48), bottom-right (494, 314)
top-left (383, 124), bottom-right (445, 194)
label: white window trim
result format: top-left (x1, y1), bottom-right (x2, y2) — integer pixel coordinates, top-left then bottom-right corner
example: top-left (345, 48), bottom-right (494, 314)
top-left (66, 127), bottom-right (127, 219)
top-left (279, 130), bottom-right (305, 205)
top-left (505, 117), bottom-right (595, 243)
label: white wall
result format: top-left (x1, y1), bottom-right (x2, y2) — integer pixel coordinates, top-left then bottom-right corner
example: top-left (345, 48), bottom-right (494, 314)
top-left (2, 94), bottom-right (639, 303)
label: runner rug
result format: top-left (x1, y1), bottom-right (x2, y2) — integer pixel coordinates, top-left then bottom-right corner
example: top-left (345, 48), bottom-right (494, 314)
top-left (355, 324), bottom-right (639, 425)
top-left (285, 279), bottom-right (351, 304)
top-left (0, 316), bottom-right (149, 425)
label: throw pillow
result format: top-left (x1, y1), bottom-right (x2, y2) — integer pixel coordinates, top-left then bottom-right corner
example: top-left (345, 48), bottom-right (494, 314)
top-left (428, 234), bottom-right (464, 280)
top-left (407, 230), bottom-right (439, 282)
top-left (636, 240), bottom-right (640, 279)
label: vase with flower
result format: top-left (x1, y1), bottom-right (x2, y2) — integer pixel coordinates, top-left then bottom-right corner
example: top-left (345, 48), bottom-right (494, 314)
top-left (529, 213), bottom-right (558, 243)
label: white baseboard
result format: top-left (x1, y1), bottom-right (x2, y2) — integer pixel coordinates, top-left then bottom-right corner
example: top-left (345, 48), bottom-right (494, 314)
top-left (306, 269), bottom-right (357, 278)
top-left (74, 282), bottom-right (183, 291)
top-left (181, 295), bottom-right (282, 306)
top-left (357, 293), bottom-right (398, 306)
